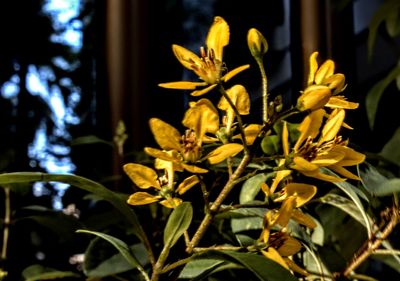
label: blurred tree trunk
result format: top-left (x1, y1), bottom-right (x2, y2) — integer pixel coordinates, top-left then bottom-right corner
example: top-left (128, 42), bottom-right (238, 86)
top-left (105, 0), bottom-right (149, 180)
top-left (290, 0), bottom-right (355, 94)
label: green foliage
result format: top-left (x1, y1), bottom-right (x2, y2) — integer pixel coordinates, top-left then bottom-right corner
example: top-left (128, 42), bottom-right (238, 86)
top-left (163, 202), bottom-right (193, 248)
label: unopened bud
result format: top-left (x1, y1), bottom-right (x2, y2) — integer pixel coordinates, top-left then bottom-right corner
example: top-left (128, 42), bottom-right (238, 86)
top-left (297, 85), bottom-right (331, 112)
top-left (247, 28), bottom-right (268, 58)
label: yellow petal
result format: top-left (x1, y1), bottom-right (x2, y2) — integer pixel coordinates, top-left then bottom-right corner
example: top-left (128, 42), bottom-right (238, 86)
top-left (277, 235), bottom-right (302, 256)
top-left (275, 196), bottom-right (296, 227)
top-left (223, 64), bottom-right (250, 82)
top-left (149, 118), bottom-right (182, 151)
top-left (182, 163), bottom-right (208, 174)
top-left (330, 165), bottom-right (361, 180)
top-left (183, 98), bottom-right (220, 137)
top-left (284, 183), bottom-right (317, 207)
top-left (291, 209), bottom-right (317, 228)
top-left (292, 156), bottom-right (319, 172)
top-left (218, 84), bottom-right (250, 115)
top-left (247, 28), bottom-right (268, 57)
top-left (206, 143), bottom-right (244, 164)
top-left (158, 81), bottom-right (207, 90)
top-left (172, 44), bottom-right (203, 71)
top-left (270, 168), bottom-right (291, 194)
top-left (206, 16), bottom-right (229, 62)
top-left (318, 109), bottom-right (345, 144)
top-left (261, 248), bottom-right (289, 270)
top-left (261, 183), bottom-right (270, 197)
top-left (324, 73), bottom-right (345, 93)
top-left (176, 175), bottom-right (200, 195)
top-left (159, 197), bottom-right (183, 208)
top-left (233, 124), bottom-right (262, 145)
top-left (284, 258), bottom-right (310, 276)
top-left (191, 84), bottom-right (218, 96)
top-left (144, 149), bottom-right (184, 173)
top-left (334, 146), bottom-right (366, 166)
top-left (301, 169), bottom-right (346, 182)
top-left (282, 121), bottom-right (289, 156)
top-left (294, 109), bottom-right (325, 151)
top-left (315, 59), bottom-right (335, 84)
top-left (127, 192), bottom-right (161, 205)
top-left (260, 227), bottom-right (270, 243)
top-left (311, 150), bottom-right (345, 166)
top-left (123, 163), bottom-right (160, 189)
top-left (297, 85), bottom-right (331, 112)
top-left (326, 96), bottom-right (359, 109)
top-left (307, 51), bottom-right (319, 86)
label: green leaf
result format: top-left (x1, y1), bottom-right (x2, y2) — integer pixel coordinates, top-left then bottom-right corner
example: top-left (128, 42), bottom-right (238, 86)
top-left (179, 259), bottom-right (227, 279)
top-left (360, 163), bottom-right (400, 196)
top-left (239, 173), bottom-right (269, 204)
top-left (18, 209), bottom-right (83, 242)
top-left (368, 0), bottom-right (400, 59)
top-left (77, 230), bottom-right (148, 279)
top-left (71, 135), bottom-right (113, 146)
top-left (193, 250), bottom-right (297, 281)
top-left (0, 172), bottom-right (148, 246)
top-left (319, 193), bottom-right (370, 227)
top-left (230, 208), bottom-right (265, 234)
top-left (366, 64), bottom-right (400, 129)
top-left (84, 242), bottom-right (148, 277)
top-left (322, 168), bottom-right (373, 238)
top-left (22, 265), bottom-right (80, 280)
top-left (385, 5), bottom-right (400, 37)
top-left (163, 202), bottom-right (193, 248)
top-left (372, 254), bottom-right (400, 274)
top-left (261, 135), bottom-right (280, 155)
top-left (380, 127), bottom-right (400, 166)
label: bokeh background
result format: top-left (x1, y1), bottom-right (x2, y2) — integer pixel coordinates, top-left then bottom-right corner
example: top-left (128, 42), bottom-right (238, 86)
top-left (0, 0), bottom-right (399, 279)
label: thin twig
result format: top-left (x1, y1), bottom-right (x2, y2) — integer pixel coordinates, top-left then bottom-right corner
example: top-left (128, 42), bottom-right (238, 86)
top-left (1, 188), bottom-right (10, 261)
top-left (342, 207), bottom-right (399, 277)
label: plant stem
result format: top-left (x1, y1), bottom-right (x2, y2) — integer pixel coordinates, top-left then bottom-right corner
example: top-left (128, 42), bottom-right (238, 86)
top-left (186, 153), bottom-right (252, 254)
top-left (1, 188), bottom-right (10, 262)
top-left (218, 85), bottom-right (249, 154)
top-left (341, 207), bottom-right (399, 277)
top-left (151, 244), bottom-right (171, 281)
top-left (255, 58), bottom-right (268, 123)
top-left (192, 245), bottom-right (243, 252)
top-left (161, 256), bottom-right (193, 274)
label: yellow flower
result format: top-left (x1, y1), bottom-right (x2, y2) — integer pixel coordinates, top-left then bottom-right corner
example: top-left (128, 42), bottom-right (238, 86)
top-left (218, 84), bottom-right (250, 133)
top-left (288, 109), bottom-right (365, 182)
top-left (247, 28), bottom-right (268, 58)
top-left (297, 52), bottom-right (359, 111)
top-left (158, 16), bottom-right (249, 96)
top-left (145, 98), bottom-right (244, 168)
top-left (124, 161), bottom-right (199, 208)
top-left (259, 183), bottom-right (316, 274)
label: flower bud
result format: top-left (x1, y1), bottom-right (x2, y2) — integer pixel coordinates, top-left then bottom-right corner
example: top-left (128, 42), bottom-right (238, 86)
top-left (297, 85), bottom-right (331, 112)
top-left (247, 28), bottom-right (268, 58)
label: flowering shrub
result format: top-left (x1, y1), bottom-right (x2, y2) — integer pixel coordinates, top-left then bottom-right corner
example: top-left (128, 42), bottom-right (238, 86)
top-left (1, 15), bottom-right (400, 281)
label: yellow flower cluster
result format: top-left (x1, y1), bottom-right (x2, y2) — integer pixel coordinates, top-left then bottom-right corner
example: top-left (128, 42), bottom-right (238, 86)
top-left (122, 16), bottom-right (365, 276)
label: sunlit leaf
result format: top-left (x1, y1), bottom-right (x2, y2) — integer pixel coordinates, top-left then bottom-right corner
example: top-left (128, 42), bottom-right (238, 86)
top-left (239, 173), bottom-right (269, 204)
